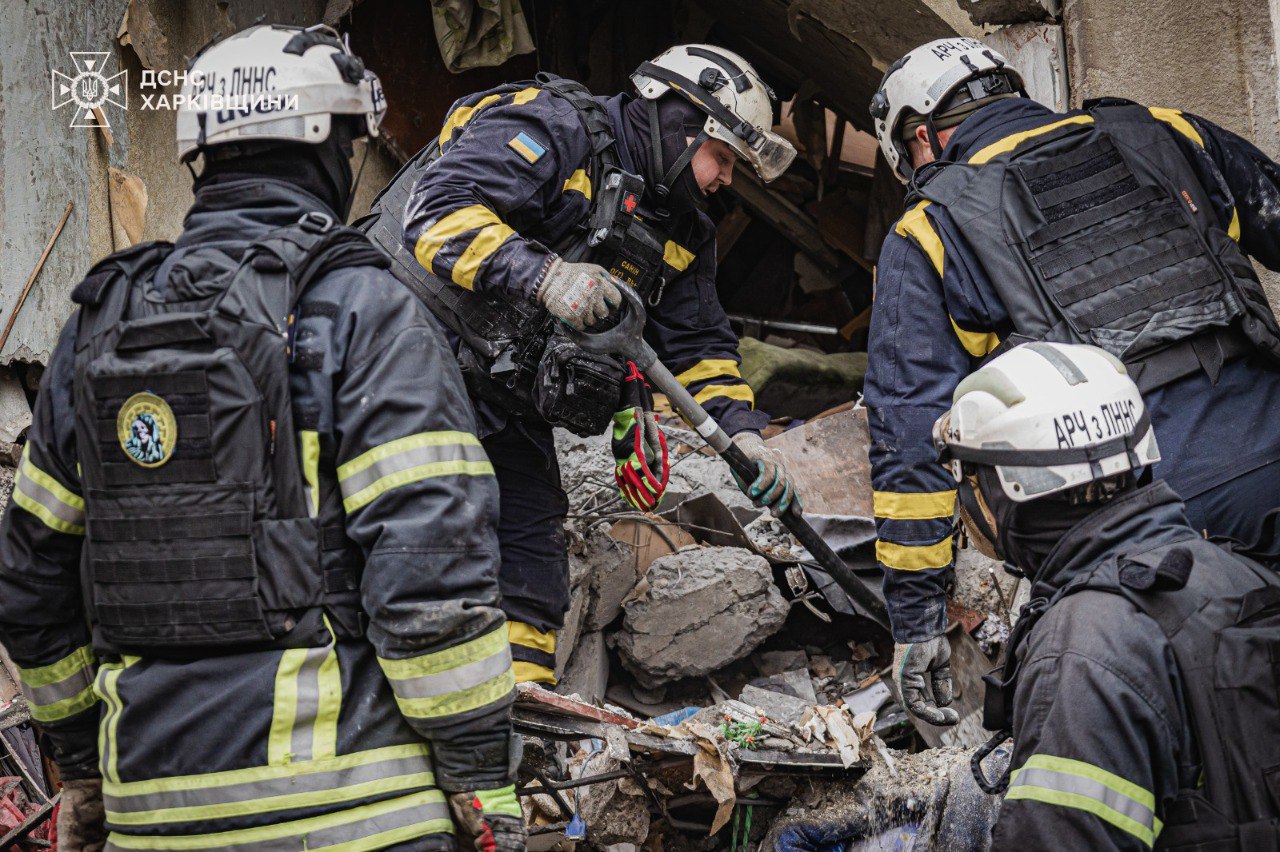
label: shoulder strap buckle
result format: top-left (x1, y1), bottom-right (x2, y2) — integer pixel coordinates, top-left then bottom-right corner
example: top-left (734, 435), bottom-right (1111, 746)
top-left (299, 211), bottom-right (335, 235)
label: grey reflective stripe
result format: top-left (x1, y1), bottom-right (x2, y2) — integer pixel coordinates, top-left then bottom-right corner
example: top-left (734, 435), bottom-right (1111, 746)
top-left (338, 442), bottom-right (489, 498)
top-left (22, 667), bottom-right (94, 707)
top-left (291, 646), bottom-right (328, 761)
top-left (387, 645), bottom-right (515, 700)
top-left (17, 466), bottom-right (85, 527)
top-left (104, 753), bottom-right (436, 817)
top-left (1013, 765), bottom-right (1158, 833)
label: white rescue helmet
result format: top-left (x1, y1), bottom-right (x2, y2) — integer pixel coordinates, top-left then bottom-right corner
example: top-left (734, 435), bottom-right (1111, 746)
top-left (631, 44), bottom-right (797, 182)
top-left (176, 24), bottom-right (386, 163)
top-left (933, 342), bottom-right (1160, 503)
top-left (870, 37), bottom-right (1024, 183)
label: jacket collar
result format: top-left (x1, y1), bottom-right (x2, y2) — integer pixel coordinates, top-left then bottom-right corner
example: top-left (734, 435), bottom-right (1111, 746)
top-left (1030, 480), bottom-right (1200, 598)
top-left (154, 178), bottom-right (333, 302)
top-left (942, 97), bottom-right (1070, 164)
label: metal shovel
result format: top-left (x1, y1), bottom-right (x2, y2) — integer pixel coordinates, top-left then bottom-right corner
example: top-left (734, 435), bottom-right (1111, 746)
top-left (567, 284), bottom-right (890, 630)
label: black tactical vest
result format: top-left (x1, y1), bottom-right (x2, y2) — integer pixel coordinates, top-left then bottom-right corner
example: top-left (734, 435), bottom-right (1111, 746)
top-left (70, 213), bottom-right (387, 657)
top-left (357, 75), bottom-right (677, 437)
top-left (913, 101), bottom-right (1280, 393)
top-left (985, 537), bottom-right (1280, 849)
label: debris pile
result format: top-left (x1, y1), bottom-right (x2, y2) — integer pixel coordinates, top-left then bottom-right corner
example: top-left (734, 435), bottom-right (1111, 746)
top-left (532, 405), bottom-right (1020, 849)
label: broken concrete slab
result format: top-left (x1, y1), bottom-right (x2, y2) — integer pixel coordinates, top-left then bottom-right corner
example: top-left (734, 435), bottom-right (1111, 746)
top-left (614, 547), bottom-right (789, 688)
top-left (985, 23), bottom-right (1068, 111)
top-left (960, 0), bottom-right (1058, 26)
top-left (756, 649), bottom-right (809, 677)
top-left (556, 630), bottom-right (610, 706)
top-left (0, 371), bottom-right (31, 445)
top-left (740, 683), bottom-right (811, 727)
top-left (573, 750), bottom-right (651, 845)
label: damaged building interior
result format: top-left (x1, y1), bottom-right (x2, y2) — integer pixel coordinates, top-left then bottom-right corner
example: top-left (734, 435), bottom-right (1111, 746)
top-left (1, 0), bottom-right (1279, 848)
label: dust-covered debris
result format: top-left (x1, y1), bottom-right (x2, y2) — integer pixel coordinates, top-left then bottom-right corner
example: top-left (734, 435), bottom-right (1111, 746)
top-left (613, 547), bottom-right (789, 687)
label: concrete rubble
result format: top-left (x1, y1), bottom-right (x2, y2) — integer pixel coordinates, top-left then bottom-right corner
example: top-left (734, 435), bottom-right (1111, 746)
top-left (529, 408), bottom-right (1019, 849)
top-left (613, 546), bottom-right (790, 688)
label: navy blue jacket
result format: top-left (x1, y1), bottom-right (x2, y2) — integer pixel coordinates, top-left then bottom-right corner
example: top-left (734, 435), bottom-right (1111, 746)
top-left (401, 83), bottom-right (769, 438)
top-left (0, 179), bottom-right (512, 845)
top-left (868, 97), bottom-right (1280, 642)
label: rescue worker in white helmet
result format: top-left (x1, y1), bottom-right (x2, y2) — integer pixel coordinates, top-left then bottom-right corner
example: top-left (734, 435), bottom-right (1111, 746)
top-left (0, 24), bottom-right (524, 849)
top-left (867, 37), bottom-right (1280, 727)
top-left (934, 342), bottom-right (1280, 850)
top-left (360, 44), bottom-right (801, 685)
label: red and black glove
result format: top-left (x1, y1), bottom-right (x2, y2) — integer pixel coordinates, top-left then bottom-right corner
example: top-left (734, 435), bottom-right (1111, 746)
top-left (611, 362), bottom-right (669, 512)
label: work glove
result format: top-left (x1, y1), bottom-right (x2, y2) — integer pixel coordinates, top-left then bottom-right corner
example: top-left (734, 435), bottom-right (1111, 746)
top-left (893, 636), bottom-right (959, 726)
top-left (535, 256), bottom-right (621, 331)
top-left (448, 786), bottom-right (527, 852)
top-left (612, 362), bottom-right (669, 511)
top-left (731, 432), bottom-right (801, 513)
top-left (56, 776), bottom-right (107, 852)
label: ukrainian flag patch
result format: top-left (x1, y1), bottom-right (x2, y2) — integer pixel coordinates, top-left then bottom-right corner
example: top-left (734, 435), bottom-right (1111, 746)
top-left (508, 132), bottom-right (545, 164)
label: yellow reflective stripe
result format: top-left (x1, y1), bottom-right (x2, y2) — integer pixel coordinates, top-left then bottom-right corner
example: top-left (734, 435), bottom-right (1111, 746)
top-left (513, 660), bottom-right (556, 685)
top-left (300, 430), bottom-right (320, 518)
top-left (268, 623), bottom-right (341, 765)
top-left (413, 205), bottom-right (504, 276)
top-left (895, 201), bottom-right (944, 277)
top-left (563, 169), bottom-right (592, 199)
top-left (876, 537), bottom-right (953, 571)
top-left (950, 315), bottom-right (1001, 358)
top-left (14, 445), bottom-right (85, 535)
top-left (450, 222), bottom-right (516, 290)
top-left (105, 789), bottom-right (451, 850)
top-left (1018, 754), bottom-right (1157, 811)
top-left (1148, 107), bottom-right (1204, 148)
top-left (390, 669), bottom-right (515, 720)
top-left (18, 645), bottom-right (94, 687)
top-left (663, 240), bottom-right (695, 272)
top-left (694, 384), bottom-right (755, 405)
top-left (337, 431), bottom-right (493, 513)
top-left (675, 359), bottom-right (742, 387)
top-left (968, 115), bottom-right (1096, 165)
top-left (1229, 208), bottom-right (1241, 241)
top-left (438, 94), bottom-right (502, 150)
top-left (96, 662), bottom-right (126, 783)
top-left (1005, 785), bottom-right (1157, 847)
top-left (268, 648), bottom-right (308, 765)
top-left (106, 743), bottom-right (431, 798)
top-left (315, 621), bottom-right (341, 762)
top-left (20, 645), bottom-right (99, 722)
top-left (379, 626), bottom-right (508, 679)
top-left (507, 621), bottom-right (556, 654)
top-left (873, 490), bottom-right (956, 521)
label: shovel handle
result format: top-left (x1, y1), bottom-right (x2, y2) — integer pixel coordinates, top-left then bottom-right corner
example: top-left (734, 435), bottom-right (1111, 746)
top-left (566, 284), bottom-right (890, 629)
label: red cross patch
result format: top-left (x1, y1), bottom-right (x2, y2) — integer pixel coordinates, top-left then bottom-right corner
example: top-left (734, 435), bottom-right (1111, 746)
top-left (622, 193), bottom-right (637, 214)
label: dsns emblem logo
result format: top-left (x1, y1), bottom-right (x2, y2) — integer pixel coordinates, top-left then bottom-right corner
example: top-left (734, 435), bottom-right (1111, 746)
top-left (117, 393), bottom-right (177, 468)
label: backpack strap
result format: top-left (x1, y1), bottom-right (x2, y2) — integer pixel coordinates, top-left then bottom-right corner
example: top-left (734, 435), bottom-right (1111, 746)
top-left (72, 241), bottom-right (174, 350)
top-left (242, 212), bottom-right (390, 313)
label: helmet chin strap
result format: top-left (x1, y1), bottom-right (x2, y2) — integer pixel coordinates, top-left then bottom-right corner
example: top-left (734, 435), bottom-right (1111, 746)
top-left (646, 99), bottom-right (710, 217)
top-left (924, 112), bottom-right (946, 160)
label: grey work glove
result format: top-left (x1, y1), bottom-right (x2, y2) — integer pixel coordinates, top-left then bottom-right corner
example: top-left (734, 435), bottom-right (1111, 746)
top-left (894, 636), bottom-right (959, 726)
top-left (57, 777), bottom-right (107, 852)
top-left (448, 787), bottom-right (528, 852)
top-left (731, 432), bottom-right (801, 513)
top-left (535, 256), bottom-right (621, 331)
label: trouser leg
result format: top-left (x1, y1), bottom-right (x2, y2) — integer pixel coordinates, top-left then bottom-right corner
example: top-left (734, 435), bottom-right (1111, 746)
top-left (482, 423), bottom-right (570, 684)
